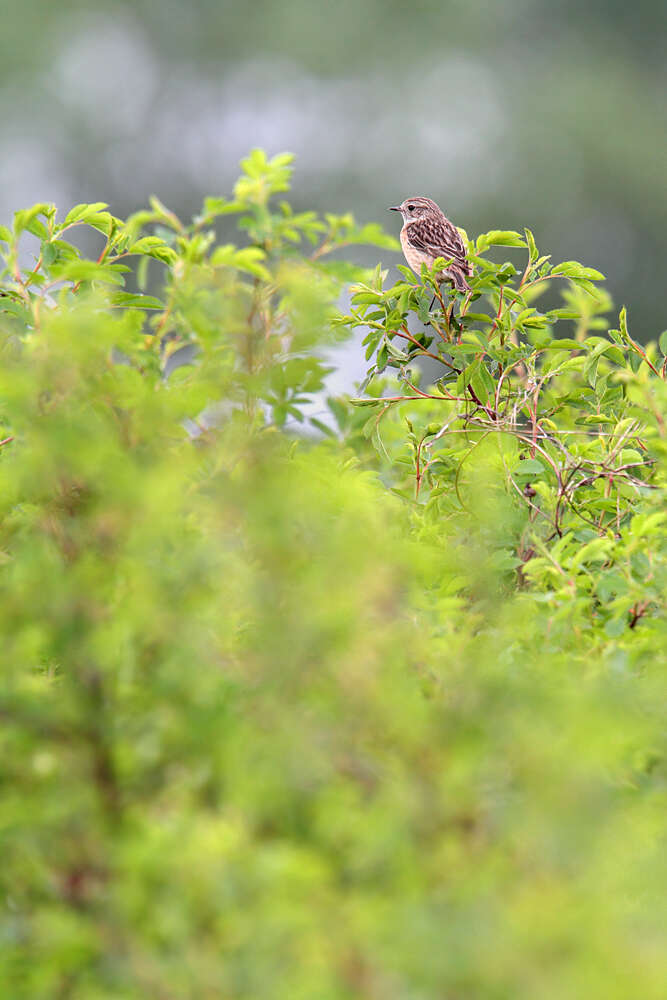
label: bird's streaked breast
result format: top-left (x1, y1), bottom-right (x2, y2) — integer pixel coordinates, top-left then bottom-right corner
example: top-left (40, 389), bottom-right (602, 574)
top-left (400, 226), bottom-right (433, 275)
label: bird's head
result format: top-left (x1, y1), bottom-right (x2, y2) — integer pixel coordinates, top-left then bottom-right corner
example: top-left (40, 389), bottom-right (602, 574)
top-left (389, 196), bottom-right (441, 222)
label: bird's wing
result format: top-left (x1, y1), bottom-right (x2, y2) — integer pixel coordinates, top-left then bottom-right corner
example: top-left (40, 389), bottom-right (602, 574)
top-left (407, 217), bottom-right (471, 274)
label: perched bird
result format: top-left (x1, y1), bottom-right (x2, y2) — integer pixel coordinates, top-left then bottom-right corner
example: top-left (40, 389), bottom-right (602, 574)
top-left (389, 196), bottom-right (472, 293)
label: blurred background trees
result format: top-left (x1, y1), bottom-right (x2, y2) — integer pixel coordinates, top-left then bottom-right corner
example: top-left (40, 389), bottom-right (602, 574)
top-left (1, 0), bottom-right (665, 341)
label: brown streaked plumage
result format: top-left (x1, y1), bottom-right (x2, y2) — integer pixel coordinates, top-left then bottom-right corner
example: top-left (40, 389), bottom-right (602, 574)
top-left (389, 196), bottom-right (472, 292)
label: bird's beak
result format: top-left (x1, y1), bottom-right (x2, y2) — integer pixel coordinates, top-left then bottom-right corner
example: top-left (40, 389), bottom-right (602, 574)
top-left (388, 206), bottom-right (401, 212)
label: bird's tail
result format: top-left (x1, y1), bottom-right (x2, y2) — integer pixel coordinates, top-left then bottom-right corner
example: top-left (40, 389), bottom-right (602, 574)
top-left (450, 267), bottom-right (471, 293)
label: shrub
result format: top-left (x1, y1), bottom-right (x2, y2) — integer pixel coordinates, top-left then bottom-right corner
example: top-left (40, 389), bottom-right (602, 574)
top-left (1, 151), bottom-right (665, 998)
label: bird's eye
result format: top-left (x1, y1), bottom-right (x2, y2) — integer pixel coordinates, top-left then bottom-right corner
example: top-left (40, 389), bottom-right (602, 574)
top-left (407, 204), bottom-right (416, 212)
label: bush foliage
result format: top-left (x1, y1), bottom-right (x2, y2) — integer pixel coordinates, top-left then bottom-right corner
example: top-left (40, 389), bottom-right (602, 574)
top-left (1, 150), bottom-right (665, 998)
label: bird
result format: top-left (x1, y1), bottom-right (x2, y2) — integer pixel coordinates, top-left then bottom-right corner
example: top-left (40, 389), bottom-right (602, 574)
top-left (389, 197), bottom-right (472, 293)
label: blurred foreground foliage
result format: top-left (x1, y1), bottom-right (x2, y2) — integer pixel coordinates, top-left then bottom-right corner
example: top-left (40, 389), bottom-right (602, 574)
top-left (1, 151), bottom-right (666, 998)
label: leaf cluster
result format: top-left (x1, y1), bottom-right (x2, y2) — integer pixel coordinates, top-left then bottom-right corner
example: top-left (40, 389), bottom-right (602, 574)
top-left (337, 226), bottom-right (666, 634)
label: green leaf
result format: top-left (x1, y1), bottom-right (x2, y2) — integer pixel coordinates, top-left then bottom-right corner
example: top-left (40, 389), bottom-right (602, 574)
top-left (351, 291), bottom-right (384, 305)
top-left (50, 260), bottom-right (127, 286)
top-left (149, 196), bottom-right (183, 231)
top-left (63, 202), bottom-right (110, 226)
top-left (0, 295), bottom-right (31, 321)
top-left (551, 262), bottom-right (605, 281)
top-left (619, 449), bottom-right (643, 467)
top-left (210, 244), bottom-right (270, 279)
top-left (109, 292), bottom-right (165, 310)
top-left (604, 617), bottom-right (627, 639)
top-left (480, 360), bottom-right (496, 394)
top-left (658, 330), bottom-right (667, 356)
top-left (462, 312), bottom-right (493, 324)
top-left (596, 573), bottom-right (628, 603)
top-left (385, 339), bottom-right (409, 362)
top-left (14, 204), bottom-right (51, 237)
top-left (575, 414), bottom-right (616, 425)
top-left (41, 241), bottom-right (57, 267)
top-left (396, 265), bottom-right (417, 284)
top-left (602, 344), bottom-right (627, 366)
top-left (513, 458), bottom-right (545, 476)
top-left (525, 228), bottom-right (538, 263)
top-left (467, 369), bottom-right (486, 403)
top-left (540, 339), bottom-right (582, 351)
top-left (477, 230), bottom-right (527, 251)
top-left (456, 359), bottom-right (476, 396)
top-left (202, 196), bottom-right (243, 218)
top-left (129, 237), bottom-right (178, 266)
